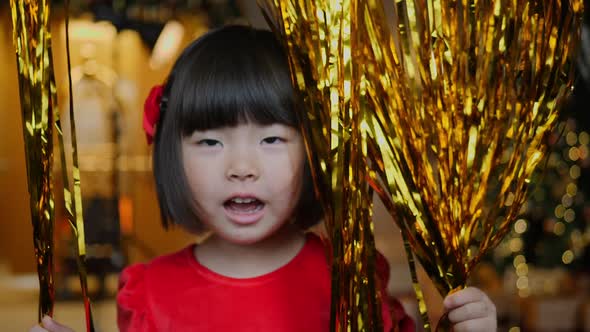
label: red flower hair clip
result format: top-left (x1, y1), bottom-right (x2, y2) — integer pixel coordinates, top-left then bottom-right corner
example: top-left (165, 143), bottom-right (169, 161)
top-left (143, 85), bottom-right (164, 145)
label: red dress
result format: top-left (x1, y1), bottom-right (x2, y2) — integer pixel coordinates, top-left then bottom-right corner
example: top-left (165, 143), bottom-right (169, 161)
top-left (117, 233), bottom-right (414, 331)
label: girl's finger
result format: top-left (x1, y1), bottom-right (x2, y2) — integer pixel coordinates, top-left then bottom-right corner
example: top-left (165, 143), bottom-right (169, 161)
top-left (443, 287), bottom-right (487, 310)
top-left (41, 316), bottom-right (75, 332)
top-left (29, 325), bottom-right (48, 332)
top-left (452, 317), bottom-right (494, 332)
top-left (447, 300), bottom-right (489, 323)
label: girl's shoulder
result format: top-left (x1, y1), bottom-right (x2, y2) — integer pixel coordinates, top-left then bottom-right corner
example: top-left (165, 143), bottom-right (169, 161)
top-left (146, 244), bottom-right (198, 272)
top-left (122, 244), bottom-right (196, 277)
top-left (116, 245), bottom-right (197, 323)
top-left (117, 244), bottom-right (197, 297)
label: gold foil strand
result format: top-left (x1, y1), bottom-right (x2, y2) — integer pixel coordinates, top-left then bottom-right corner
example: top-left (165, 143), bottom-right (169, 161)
top-left (10, 0), bottom-right (56, 320)
top-left (54, 0), bottom-right (94, 329)
top-left (402, 232), bottom-right (431, 331)
top-left (366, 112), bottom-right (435, 331)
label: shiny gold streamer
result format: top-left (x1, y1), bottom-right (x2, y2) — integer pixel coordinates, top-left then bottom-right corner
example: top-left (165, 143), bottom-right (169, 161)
top-left (260, 0), bottom-right (583, 331)
top-left (10, 0), bottom-right (56, 320)
top-left (361, 0), bottom-right (584, 329)
top-left (258, 1), bottom-right (383, 331)
top-left (10, 1), bottom-right (95, 330)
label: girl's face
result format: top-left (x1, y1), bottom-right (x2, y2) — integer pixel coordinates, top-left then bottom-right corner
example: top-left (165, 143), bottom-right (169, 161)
top-left (181, 122), bottom-right (306, 245)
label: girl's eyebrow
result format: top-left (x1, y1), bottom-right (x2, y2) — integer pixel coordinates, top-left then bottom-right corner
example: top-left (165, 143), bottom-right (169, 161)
top-left (184, 129), bottom-right (221, 139)
top-left (256, 123), bottom-right (295, 130)
top-left (190, 128), bottom-right (224, 134)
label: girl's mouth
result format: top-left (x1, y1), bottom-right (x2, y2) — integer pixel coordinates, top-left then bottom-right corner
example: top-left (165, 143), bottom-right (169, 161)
top-left (223, 197), bottom-right (265, 225)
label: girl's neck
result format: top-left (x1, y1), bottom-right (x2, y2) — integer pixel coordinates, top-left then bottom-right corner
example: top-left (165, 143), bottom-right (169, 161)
top-left (194, 224), bottom-right (306, 278)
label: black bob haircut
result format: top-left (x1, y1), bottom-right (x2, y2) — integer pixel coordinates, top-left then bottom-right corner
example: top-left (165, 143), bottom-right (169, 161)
top-left (152, 25), bottom-right (323, 233)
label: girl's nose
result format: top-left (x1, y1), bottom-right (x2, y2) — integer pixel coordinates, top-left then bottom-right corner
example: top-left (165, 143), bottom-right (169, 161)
top-left (225, 154), bottom-right (260, 181)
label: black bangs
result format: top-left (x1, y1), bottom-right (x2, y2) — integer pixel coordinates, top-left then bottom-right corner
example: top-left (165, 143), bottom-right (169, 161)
top-left (167, 25), bottom-right (298, 135)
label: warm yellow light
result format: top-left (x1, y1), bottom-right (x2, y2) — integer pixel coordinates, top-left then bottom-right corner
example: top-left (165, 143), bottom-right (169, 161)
top-left (562, 194), bottom-right (573, 208)
top-left (579, 131), bottom-right (589, 145)
top-left (562, 250), bottom-right (574, 264)
top-left (516, 263), bottom-right (528, 276)
top-left (514, 219), bottom-right (527, 234)
top-left (564, 209), bottom-right (575, 223)
top-left (554, 222), bottom-right (565, 235)
top-left (570, 165), bottom-right (581, 179)
top-left (149, 20), bottom-right (185, 70)
top-left (566, 183), bottom-right (578, 196)
top-left (509, 327), bottom-right (521, 332)
top-left (513, 255), bottom-right (526, 268)
top-left (568, 147), bottom-right (580, 161)
top-left (555, 204), bottom-right (565, 218)
top-left (516, 276), bottom-right (529, 290)
top-left (566, 131), bottom-right (578, 146)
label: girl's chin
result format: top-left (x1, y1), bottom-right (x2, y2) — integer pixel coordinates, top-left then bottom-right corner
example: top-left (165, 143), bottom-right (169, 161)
top-left (217, 234), bottom-right (270, 246)
top-left (216, 226), bottom-right (289, 247)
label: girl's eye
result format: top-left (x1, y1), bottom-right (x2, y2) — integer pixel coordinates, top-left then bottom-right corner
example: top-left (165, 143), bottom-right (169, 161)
top-left (197, 139), bottom-right (222, 147)
top-left (262, 136), bottom-right (285, 144)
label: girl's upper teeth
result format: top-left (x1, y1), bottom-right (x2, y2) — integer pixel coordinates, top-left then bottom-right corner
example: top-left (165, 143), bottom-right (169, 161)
top-left (232, 197), bottom-right (255, 204)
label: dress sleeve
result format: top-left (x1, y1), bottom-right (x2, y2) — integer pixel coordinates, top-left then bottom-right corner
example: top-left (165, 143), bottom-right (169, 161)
top-left (377, 252), bottom-right (415, 332)
top-left (117, 263), bottom-right (153, 331)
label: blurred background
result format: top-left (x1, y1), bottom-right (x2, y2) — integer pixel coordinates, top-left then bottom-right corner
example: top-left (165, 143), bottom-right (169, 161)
top-left (0, 1), bottom-right (588, 331)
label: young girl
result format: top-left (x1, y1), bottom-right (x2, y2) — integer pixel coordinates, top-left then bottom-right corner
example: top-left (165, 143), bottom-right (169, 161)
top-left (32, 25), bottom-right (496, 332)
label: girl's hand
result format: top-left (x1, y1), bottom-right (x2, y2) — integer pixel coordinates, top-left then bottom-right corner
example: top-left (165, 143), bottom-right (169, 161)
top-left (29, 316), bottom-right (75, 332)
top-left (443, 287), bottom-right (497, 332)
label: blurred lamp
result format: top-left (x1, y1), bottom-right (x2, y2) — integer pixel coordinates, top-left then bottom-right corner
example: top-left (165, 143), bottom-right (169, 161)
top-left (149, 20), bottom-right (184, 70)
